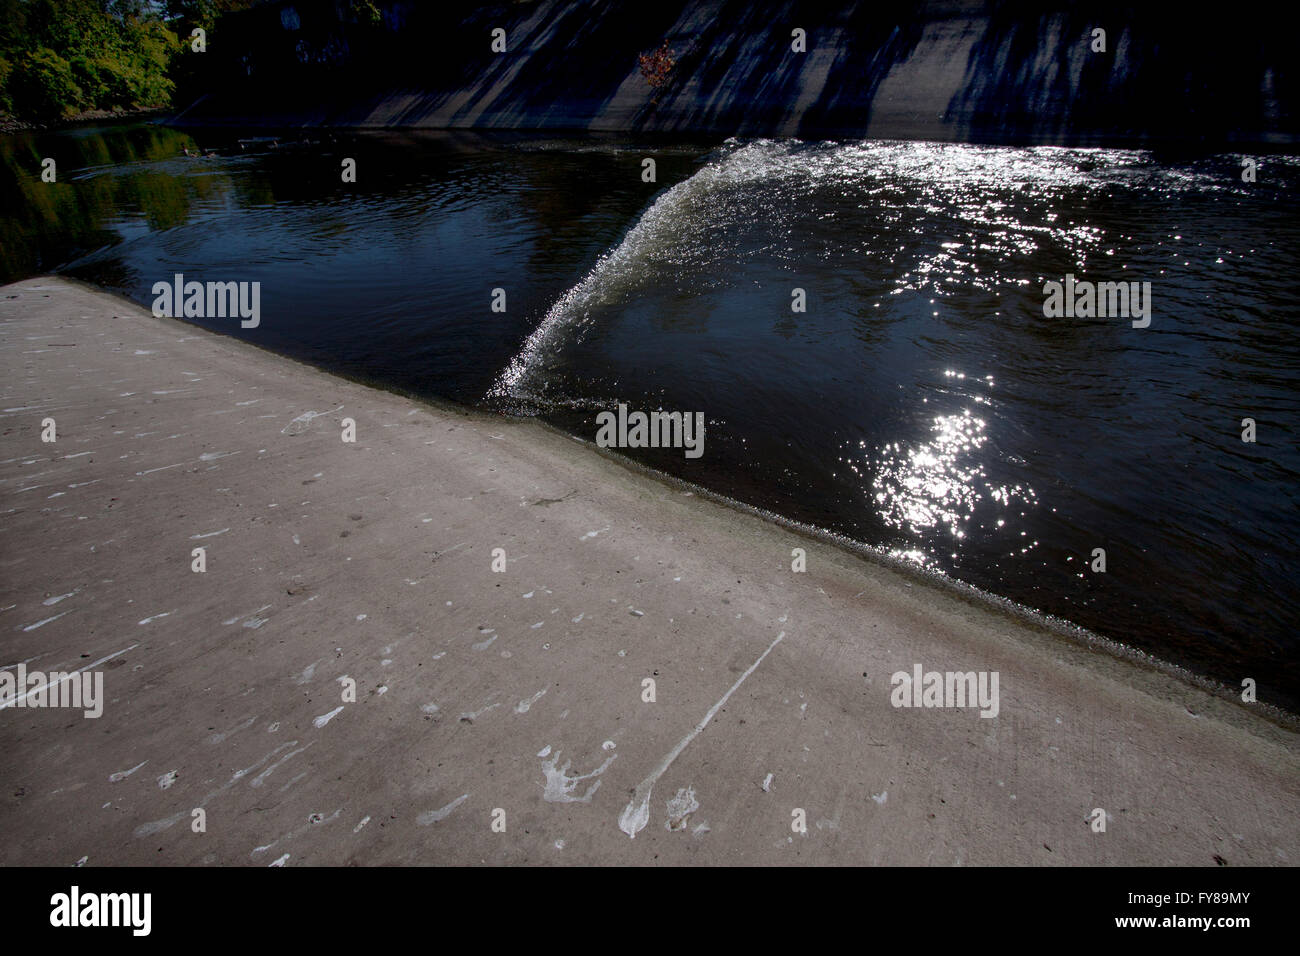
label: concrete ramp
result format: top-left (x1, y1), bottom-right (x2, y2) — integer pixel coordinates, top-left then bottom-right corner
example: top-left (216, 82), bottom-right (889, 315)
top-left (1, 278), bottom-right (1296, 865)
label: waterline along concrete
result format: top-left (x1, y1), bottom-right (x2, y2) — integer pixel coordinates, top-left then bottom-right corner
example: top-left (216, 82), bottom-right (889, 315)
top-left (1, 277), bottom-right (1296, 865)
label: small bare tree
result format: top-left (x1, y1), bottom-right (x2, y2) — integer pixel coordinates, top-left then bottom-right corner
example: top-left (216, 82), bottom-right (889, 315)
top-left (638, 41), bottom-right (676, 105)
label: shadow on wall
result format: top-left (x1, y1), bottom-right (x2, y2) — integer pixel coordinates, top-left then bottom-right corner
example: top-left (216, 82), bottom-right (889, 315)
top-left (949, 0), bottom-right (1296, 146)
top-left (639, 1), bottom-right (926, 137)
top-left (170, 0), bottom-right (1297, 146)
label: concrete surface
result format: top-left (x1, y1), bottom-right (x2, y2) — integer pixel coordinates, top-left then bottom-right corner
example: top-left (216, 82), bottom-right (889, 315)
top-left (1, 276), bottom-right (1297, 866)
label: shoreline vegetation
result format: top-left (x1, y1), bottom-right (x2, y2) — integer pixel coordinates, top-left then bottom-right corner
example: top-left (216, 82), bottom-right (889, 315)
top-left (0, 103), bottom-right (166, 133)
top-left (0, 0), bottom-right (253, 130)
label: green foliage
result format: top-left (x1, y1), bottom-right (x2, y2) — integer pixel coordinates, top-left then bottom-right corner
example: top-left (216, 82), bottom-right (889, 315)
top-left (163, 1), bottom-right (260, 34)
top-left (0, 0), bottom-right (180, 122)
top-left (349, 1), bottom-right (383, 26)
top-left (0, 55), bottom-right (13, 114)
top-left (13, 48), bottom-right (83, 119)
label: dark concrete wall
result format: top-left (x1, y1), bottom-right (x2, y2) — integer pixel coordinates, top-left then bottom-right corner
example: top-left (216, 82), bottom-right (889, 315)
top-left (171, 0), bottom-right (1297, 146)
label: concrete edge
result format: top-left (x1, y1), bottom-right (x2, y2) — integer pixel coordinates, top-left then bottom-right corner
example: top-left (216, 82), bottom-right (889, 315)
top-left (35, 273), bottom-right (1300, 744)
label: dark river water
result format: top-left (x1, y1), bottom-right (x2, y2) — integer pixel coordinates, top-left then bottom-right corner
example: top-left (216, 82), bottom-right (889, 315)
top-left (3, 123), bottom-right (1298, 713)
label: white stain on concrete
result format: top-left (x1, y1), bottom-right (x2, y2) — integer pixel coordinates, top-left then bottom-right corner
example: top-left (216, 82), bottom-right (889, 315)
top-left (665, 786), bottom-right (700, 830)
top-left (209, 716), bottom-right (256, 745)
top-left (19, 611), bottom-right (69, 632)
top-left (540, 750), bottom-right (616, 804)
top-left (312, 706), bottom-right (344, 729)
top-left (241, 606), bottom-right (273, 629)
top-left (417, 793), bottom-right (470, 825)
top-left (251, 743), bottom-right (312, 788)
top-left (109, 761), bottom-right (147, 783)
top-left (1, 644), bottom-right (138, 711)
top-left (293, 660), bottom-right (322, 685)
top-left (514, 689), bottom-right (546, 714)
top-left (457, 701), bottom-right (500, 722)
top-left (619, 631), bottom-right (785, 839)
top-left (223, 604), bottom-right (270, 626)
top-left (281, 406), bottom-right (343, 436)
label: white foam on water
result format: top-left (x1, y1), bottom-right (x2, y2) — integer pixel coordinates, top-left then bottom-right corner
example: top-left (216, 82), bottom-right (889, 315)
top-left (488, 139), bottom-right (1176, 411)
top-left (488, 144), bottom-right (788, 401)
